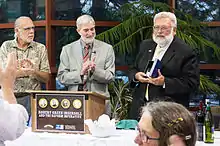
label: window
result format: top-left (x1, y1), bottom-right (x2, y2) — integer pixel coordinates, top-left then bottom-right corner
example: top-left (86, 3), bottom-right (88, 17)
top-left (0, 0), bottom-right (45, 23)
top-left (176, 0), bottom-right (220, 21)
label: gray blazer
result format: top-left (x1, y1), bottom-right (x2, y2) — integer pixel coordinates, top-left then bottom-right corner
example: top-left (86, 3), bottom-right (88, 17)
top-left (57, 39), bottom-right (115, 97)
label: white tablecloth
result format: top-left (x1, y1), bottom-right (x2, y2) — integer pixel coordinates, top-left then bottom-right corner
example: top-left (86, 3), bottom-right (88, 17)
top-left (5, 128), bottom-right (137, 146)
top-left (5, 128), bottom-right (220, 146)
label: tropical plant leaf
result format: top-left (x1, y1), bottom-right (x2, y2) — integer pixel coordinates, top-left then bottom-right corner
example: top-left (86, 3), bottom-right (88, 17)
top-left (109, 80), bottom-right (133, 120)
top-left (200, 75), bottom-right (220, 95)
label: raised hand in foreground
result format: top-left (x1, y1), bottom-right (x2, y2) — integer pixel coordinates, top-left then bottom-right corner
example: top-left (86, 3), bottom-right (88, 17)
top-left (0, 52), bottom-right (17, 103)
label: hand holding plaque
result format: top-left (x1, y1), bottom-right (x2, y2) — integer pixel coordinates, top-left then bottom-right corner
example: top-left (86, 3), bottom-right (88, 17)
top-left (143, 59), bottom-right (165, 86)
top-left (144, 59), bottom-right (162, 78)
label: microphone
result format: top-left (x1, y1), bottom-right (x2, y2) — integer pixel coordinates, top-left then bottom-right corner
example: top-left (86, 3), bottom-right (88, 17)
top-left (90, 50), bottom-right (96, 60)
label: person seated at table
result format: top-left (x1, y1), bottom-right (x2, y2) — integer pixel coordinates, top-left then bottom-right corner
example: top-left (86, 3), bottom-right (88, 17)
top-left (0, 52), bottom-right (28, 145)
top-left (135, 101), bottom-right (196, 146)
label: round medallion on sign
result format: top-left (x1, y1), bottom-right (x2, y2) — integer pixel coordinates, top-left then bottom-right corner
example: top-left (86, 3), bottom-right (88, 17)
top-left (61, 99), bottom-right (70, 109)
top-left (38, 98), bottom-right (48, 108)
top-left (72, 99), bottom-right (82, 109)
top-left (50, 98), bottom-right (59, 108)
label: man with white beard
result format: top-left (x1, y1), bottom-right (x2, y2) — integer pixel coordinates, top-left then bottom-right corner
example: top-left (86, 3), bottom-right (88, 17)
top-left (57, 15), bottom-right (115, 114)
top-left (128, 12), bottom-right (199, 120)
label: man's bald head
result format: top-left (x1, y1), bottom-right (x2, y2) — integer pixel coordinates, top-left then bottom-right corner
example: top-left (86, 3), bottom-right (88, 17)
top-left (14, 16), bottom-right (33, 29)
top-left (14, 16), bottom-right (35, 45)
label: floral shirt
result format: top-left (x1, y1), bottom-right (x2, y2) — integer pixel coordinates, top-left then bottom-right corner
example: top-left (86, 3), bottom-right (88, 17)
top-left (0, 39), bottom-right (51, 92)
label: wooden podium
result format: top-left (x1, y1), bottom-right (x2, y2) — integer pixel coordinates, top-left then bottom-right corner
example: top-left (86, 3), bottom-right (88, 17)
top-left (28, 90), bottom-right (107, 133)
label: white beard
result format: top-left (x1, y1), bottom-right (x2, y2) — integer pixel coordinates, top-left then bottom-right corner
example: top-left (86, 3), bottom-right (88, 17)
top-left (153, 32), bottom-right (173, 47)
top-left (81, 34), bottom-right (96, 44)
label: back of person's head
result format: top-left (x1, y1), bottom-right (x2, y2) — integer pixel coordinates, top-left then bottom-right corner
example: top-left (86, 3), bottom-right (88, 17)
top-left (76, 15), bottom-right (95, 30)
top-left (141, 101), bottom-right (196, 146)
top-left (153, 12), bottom-right (177, 28)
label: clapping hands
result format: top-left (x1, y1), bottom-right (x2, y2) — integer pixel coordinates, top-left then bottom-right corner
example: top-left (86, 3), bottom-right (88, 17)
top-left (81, 57), bottom-right (96, 75)
top-left (19, 58), bottom-right (34, 68)
top-left (89, 57), bottom-right (96, 72)
top-left (17, 58), bottom-right (35, 77)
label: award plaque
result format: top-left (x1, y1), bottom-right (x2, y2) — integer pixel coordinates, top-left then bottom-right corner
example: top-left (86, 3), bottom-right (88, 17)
top-left (35, 94), bottom-right (85, 133)
top-left (29, 90), bottom-right (107, 134)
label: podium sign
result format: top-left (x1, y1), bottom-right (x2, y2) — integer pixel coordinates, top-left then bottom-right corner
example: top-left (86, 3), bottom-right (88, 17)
top-left (35, 94), bottom-right (85, 133)
top-left (29, 90), bottom-right (107, 134)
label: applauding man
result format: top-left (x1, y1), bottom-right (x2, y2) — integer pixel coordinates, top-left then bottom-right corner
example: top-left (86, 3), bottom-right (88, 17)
top-left (57, 14), bottom-right (115, 97)
top-left (0, 16), bottom-right (51, 116)
top-left (57, 15), bottom-right (115, 115)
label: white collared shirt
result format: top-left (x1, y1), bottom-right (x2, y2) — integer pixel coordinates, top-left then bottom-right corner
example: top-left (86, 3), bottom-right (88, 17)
top-left (146, 37), bottom-right (174, 95)
top-left (0, 97), bottom-right (28, 145)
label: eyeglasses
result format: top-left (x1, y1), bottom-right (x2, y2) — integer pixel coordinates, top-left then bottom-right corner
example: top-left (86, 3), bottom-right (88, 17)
top-left (153, 25), bottom-right (172, 32)
top-left (136, 125), bottom-right (160, 143)
top-left (21, 26), bottom-right (35, 31)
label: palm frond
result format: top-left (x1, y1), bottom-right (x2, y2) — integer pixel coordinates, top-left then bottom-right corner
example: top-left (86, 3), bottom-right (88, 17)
top-left (200, 75), bottom-right (220, 95)
top-left (96, 14), bottom-right (153, 54)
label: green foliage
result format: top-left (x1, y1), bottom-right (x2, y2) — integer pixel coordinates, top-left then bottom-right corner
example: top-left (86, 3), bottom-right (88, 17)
top-left (97, 14), bottom-right (153, 54)
top-left (200, 75), bottom-right (220, 95)
top-left (108, 80), bottom-right (133, 120)
top-left (97, 0), bottom-right (220, 60)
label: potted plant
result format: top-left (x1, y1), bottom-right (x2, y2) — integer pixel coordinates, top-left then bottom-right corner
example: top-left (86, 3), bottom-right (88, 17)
top-left (108, 80), bottom-right (133, 120)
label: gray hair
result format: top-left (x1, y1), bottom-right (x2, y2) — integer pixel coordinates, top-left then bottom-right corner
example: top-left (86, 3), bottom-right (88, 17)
top-left (14, 16), bottom-right (31, 29)
top-left (14, 16), bottom-right (32, 39)
top-left (153, 12), bottom-right (177, 27)
top-left (142, 101), bottom-right (196, 146)
top-left (76, 15), bottom-right (95, 29)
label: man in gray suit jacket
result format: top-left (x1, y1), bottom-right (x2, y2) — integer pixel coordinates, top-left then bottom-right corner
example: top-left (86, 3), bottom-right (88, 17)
top-left (57, 14), bottom-right (115, 99)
